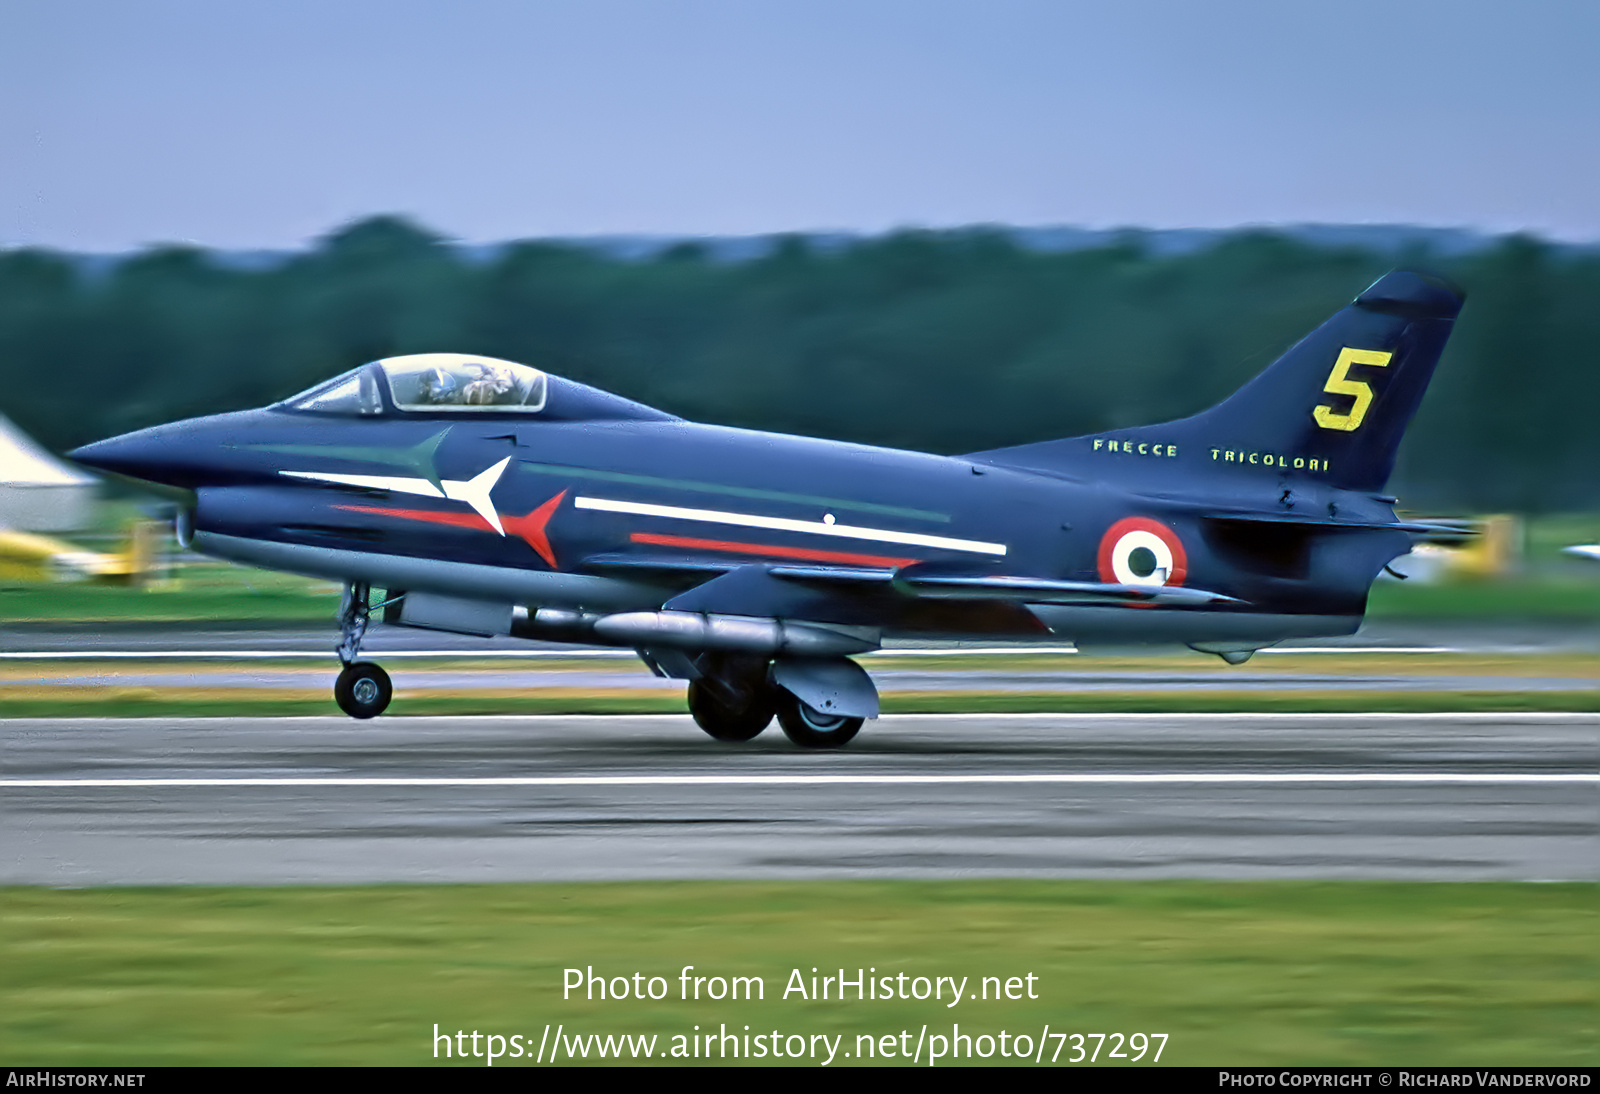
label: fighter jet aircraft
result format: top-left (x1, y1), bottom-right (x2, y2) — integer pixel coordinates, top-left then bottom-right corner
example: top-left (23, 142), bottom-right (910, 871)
top-left (71, 269), bottom-right (1464, 747)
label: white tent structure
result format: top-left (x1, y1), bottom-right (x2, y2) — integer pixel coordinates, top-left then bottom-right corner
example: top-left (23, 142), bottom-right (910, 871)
top-left (0, 412), bottom-right (97, 532)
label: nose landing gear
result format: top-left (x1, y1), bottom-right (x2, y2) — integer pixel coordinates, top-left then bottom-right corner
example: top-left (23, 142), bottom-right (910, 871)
top-left (334, 581), bottom-right (392, 719)
top-left (335, 660), bottom-right (393, 719)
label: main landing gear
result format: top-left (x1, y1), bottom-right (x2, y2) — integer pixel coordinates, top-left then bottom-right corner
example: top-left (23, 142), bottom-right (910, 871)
top-left (687, 679), bottom-right (775, 742)
top-left (334, 580), bottom-right (392, 719)
top-left (775, 691), bottom-right (863, 749)
top-left (682, 653), bottom-right (867, 749)
top-left (685, 654), bottom-right (774, 741)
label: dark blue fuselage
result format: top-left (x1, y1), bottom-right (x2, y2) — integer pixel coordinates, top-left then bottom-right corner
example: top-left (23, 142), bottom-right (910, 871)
top-left (74, 397), bottom-right (1401, 644)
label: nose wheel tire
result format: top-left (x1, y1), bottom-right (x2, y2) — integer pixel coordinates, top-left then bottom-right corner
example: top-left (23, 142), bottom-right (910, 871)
top-left (776, 693), bottom-right (863, 749)
top-left (335, 661), bottom-right (392, 719)
top-left (687, 679), bottom-right (775, 742)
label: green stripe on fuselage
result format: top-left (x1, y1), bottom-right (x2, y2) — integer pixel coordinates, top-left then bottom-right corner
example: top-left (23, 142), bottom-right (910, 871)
top-left (240, 430), bottom-right (451, 492)
top-left (516, 460), bottom-right (950, 523)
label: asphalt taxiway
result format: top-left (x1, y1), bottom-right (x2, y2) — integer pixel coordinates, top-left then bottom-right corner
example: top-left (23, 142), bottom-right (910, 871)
top-left (3, 713), bottom-right (1593, 885)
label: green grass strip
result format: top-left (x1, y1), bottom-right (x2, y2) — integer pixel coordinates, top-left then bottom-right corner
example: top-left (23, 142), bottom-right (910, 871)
top-left (2, 881), bottom-right (1593, 1066)
top-left (1364, 577), bottom-right (1600, 620)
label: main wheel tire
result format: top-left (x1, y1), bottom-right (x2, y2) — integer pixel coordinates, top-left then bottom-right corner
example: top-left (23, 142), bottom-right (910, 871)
top-left (775, 692), bottom-right (863, 749)
top-left (335, 661), bottom-right (392, 719)
top-left (687, 679), bottom-right (775, 742)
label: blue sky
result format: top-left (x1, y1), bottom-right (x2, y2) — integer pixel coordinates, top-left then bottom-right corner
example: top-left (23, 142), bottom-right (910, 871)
top-left (3, 0), bottom-right (1597, 250)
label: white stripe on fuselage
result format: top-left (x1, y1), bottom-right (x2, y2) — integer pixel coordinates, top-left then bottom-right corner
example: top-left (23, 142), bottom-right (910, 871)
top-left (573, 496), bottom-right (1007, 556)
top-left (280, 457), bottom-right (511, 534)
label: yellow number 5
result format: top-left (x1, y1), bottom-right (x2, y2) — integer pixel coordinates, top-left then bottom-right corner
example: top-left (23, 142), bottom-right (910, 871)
top-left (1314, 348), bottom-right (1392, 431)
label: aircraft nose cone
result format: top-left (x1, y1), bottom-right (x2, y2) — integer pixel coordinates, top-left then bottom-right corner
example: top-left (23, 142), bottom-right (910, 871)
top-left (71, 409), bottom-right (279, 491)
top-left (70, 427), bottom-right (191, 488)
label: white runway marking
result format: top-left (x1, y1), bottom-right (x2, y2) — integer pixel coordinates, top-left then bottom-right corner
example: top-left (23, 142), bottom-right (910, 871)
top-left (5, 773), bottom-right (1593, 789)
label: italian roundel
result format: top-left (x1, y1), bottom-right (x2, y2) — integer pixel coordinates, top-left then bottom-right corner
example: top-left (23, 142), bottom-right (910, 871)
top-left (1097, 517), bottom-right (1187, 587)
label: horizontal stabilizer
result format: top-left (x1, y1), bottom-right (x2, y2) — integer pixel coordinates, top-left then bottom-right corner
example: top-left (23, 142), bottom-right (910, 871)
top-left (1397, 519), bottom-right (1482, 547)
top-left (1203, 512), bottom-right (1455, 536)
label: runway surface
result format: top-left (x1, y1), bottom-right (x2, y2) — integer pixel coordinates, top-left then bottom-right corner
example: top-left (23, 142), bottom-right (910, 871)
top-left (3, 713), bottom-right (1594, 885)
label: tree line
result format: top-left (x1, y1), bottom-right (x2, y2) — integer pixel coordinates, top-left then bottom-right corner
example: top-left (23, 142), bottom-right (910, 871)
top-left (1, 216), bottom-right (1595, 511)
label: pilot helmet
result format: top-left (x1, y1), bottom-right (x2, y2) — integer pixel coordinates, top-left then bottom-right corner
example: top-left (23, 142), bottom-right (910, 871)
top-left (420, 366), bottom-right (458, 403)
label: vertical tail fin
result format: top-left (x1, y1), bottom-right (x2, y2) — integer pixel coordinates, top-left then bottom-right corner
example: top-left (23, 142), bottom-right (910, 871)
top-left (1172, 269), bottom-right (1463, 491)
top-left (970, 270), bottom-right (1465, 493)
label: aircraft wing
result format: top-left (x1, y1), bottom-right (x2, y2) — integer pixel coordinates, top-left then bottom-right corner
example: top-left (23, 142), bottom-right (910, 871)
top-left (766, 564), bottom-right (1241, 606)
top-left (891, 572), bottom-right (1239, 606)
top-left (581, 554), bottom-right (1242, 610)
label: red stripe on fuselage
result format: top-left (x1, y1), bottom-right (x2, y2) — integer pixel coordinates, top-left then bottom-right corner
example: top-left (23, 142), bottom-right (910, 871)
top-left (334, 491), bottom-right (566, 569)
top-left (629, 532), bottom-right (917, 569)
top-left (336, 505), bottom-right (488, 530)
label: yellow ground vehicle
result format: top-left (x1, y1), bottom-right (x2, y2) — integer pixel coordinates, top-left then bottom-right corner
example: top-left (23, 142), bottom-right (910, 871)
top-left (0, 520), bottom-right (162, 585)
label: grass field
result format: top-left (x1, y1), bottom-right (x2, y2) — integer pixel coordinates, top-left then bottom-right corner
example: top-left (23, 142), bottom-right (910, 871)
top-left (0, 563), bottom-right (338, 624)
top-left (2, 881), bottom-right (1593, 1067)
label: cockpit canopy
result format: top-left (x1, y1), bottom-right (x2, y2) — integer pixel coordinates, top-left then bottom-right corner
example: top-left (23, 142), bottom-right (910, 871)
top-left (388, 354), bottom-right (547, 411)
top-left (280, 353), bottom-right (674, 422)
top-left (285, 354), bottom-right (546, 415)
